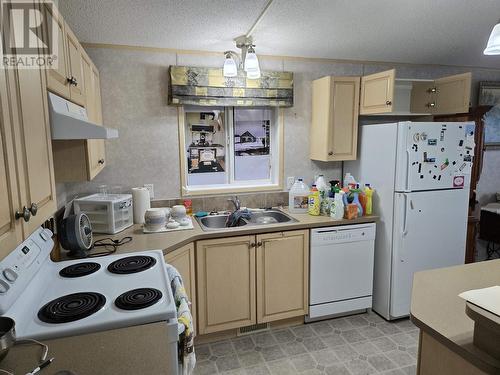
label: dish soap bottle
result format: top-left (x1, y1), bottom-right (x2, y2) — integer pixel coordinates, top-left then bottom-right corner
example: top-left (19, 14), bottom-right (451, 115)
top-left (364, 184), bottom-right (374, 215)
top-left (308, 185), bottom-right (320, 216)
top-left (314, 175), bottom-right (328, 215)
top-left (289, 178), bottom-right (310, 213)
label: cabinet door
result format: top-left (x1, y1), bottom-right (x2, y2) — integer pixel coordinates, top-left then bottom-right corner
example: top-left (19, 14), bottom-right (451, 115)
top-left (433, 72), bottom-right (471, 115)
top-left (330, 77), bottom-right (360, 161)
top-left (87, 65), bottom-right (106, 179)
top-left (410, 81), bottom-right (434, 114)
top-left (310, 76), bottom-right (333, 161)
top-left (310, 76), bottom-right (359, 161)
top-left (197, 236), bottom-right (256, 334)
top-left (44, 3), bottom-right (70, 99)
top-left (256, 230), bottom-right (309, 323)
top-left (360, 69), bottom-right (395, 115)
top-left (165, 243), bottom-right (197, 332)
top-left (0, 67), bottom-right (23, 259)
top-left (65, 24), bottom-right (85, 106)
top-left (7, 30), bottom-right (57, 236)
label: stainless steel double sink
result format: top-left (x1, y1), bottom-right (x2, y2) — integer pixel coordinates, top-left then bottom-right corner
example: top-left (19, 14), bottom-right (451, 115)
top-left (195, 209), bottom-right (297, 231)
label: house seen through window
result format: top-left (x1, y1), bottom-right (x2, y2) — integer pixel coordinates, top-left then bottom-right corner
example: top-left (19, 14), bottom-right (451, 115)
top-left (182, 107), bottom-right (282, 194)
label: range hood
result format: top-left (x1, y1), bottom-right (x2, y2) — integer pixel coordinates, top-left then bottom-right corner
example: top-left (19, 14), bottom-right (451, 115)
top-left (48, 92), bottom-right (118, 140)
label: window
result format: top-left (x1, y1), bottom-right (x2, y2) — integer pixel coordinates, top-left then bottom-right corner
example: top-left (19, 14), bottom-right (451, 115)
top-left (179, 106), bottom-right (283, 195)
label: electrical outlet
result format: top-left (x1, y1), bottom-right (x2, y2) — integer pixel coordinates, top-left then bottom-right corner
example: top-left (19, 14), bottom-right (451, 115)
top-left (144, 184), bottom-right (154, 199)
top-left (286, 176), bottom-right (295, 190)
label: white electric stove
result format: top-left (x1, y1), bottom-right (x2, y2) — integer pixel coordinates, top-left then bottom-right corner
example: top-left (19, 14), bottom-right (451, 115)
top-left (0, 227), bottom-right (179, 373)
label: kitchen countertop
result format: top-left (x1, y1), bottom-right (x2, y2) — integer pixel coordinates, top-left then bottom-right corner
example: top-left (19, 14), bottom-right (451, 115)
top-left (410, 259), bottom-right (500, 374)
top-left (2, 322), bottom-right (172, 375)
top-left (83, 211), bottom-right (378, 258)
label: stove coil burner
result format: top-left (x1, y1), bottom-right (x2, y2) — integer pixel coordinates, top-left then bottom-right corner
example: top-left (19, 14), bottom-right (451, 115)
top-left (107, 255), bottom-right (156, 275)
top-left (38, 292), bottom-right (106, 324)
top-left (114, 288), bottom-right (163, 310)
top-left (59, 262), bottom-right (101, 278)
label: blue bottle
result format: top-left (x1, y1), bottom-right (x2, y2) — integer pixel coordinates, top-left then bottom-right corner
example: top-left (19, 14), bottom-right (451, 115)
top-left (351, 191), bottom-right (363, 217)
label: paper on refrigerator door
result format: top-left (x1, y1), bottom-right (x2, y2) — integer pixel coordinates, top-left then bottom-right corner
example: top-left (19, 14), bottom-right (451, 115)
top-left (459, 285), bottom-right (500, 317)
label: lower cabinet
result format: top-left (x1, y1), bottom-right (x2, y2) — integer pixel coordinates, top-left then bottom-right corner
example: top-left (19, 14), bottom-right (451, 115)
top-left (196, 236), bottom-right (256, 335)
top-left (196, 230), bottom-right (309, 335)
top-left (164, 243), bottom-right (197, 332)
top-left (257, 231), bottom-right (309, 323)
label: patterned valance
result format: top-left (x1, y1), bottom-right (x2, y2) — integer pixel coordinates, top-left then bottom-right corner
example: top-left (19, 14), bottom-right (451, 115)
top-left (168, 66), bottom-right (293, 107)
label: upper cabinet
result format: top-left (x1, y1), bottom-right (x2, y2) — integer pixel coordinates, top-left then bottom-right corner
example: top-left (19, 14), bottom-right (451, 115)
top-left (0, 2), bottom-right (57, 258)
top-left (42, 2), bottom-right (106, 181)
top-left (52, 54), bottom-right (105, 181)
top-left (8, 62), bottom-right (57, 236)
top-left (310, 76), bottom-right (360, 161)
top-left (0, 68), bottom-right (23, 258)
top-left (64, 24), bottom-right (86, 106)
top-left (44, 4), bottom-right (85, 106)
top-left (359, 69), bottom-right (472, 116)
top-left (44, 3), bottom-right (70, 99)
top-left (82, 51), bottom-right (106, 179)
top-left (360, 69), bottom-right (395, 115)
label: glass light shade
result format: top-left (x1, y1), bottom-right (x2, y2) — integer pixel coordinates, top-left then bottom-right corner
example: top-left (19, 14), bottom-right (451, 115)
top-left (223, 55), bottom-right (238, 77)
top-left (484, 23), bottom-right (500, 55)
top-left (246, 67), bottom-right (261, 79)
top-left (244, 49), bottom-right (260, 72)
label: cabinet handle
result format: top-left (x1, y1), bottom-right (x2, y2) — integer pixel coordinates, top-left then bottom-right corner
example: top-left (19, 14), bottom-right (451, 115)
top-left (426, 102), bottom-right (436, 108)
top-left (29, 203), bottom-right (38, 216)
top-left (67, 76), bottom-right (78, 86)
top-left (427, 87), bottom-right (437, 93)
top-left (98, 159), bottom-right (105, 165)
top-left (328, 151), bottom-right (334, 156)
top-left (257, 241), bottom-right (262, 247)
top-left (15, 207), bottom-right (31, 222)
top-left (249, 243), bottom-right (256, 248)
top-left (385, 100), bottom-right (392, 106)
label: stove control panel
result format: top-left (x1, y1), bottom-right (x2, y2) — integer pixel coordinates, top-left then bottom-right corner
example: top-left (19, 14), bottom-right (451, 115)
top-left (0, 279), bottom-right (9, 294)
top-left (0, 227), bottom-right (53, 314)
top-left (2, 268), bottom-right (18, 282)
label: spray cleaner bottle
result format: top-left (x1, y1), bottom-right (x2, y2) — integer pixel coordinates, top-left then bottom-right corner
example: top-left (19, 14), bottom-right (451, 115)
top-left (314, 175), bottom-right (328, 215)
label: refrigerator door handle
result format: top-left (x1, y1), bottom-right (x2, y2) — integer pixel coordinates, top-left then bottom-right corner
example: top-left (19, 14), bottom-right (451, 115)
top-left (402, 193), bottom-right (409, 236)
top-left (405, 149), bottom-right (411, 191)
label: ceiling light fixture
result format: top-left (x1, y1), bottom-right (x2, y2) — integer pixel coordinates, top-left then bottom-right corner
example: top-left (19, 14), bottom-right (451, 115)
top-left (484, 20), bottom-right (500, 55)
top-left (222, 37), bottom-right (261, 79)
top-left (222, 0), bottom-right (274, 79)
top-left (223, 52), bottom-right (238, 77)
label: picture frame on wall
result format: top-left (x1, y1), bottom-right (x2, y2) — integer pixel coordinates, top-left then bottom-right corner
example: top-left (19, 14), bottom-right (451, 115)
top-left (483, 105), bottom-right (500, 147)
top-left (479, 81), bottom-right (500, 106)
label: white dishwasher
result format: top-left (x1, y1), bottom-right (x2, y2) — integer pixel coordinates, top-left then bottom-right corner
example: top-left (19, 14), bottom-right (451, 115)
top-left (308, 223), bottom-right (376, 320)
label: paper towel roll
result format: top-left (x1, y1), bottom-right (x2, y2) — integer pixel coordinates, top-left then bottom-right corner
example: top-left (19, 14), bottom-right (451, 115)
top-left (132, 187), bottom-right (151, 224)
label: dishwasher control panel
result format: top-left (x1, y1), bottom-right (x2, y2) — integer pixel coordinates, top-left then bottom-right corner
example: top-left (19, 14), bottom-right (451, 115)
top-left (311, 223), bottom-right (376, 246)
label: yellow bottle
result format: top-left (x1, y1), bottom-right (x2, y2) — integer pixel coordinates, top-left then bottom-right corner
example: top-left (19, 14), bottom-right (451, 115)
top-left (364, 184), bottom-right (374, 215)
top-left (308, 185), bottom-right (320, 216)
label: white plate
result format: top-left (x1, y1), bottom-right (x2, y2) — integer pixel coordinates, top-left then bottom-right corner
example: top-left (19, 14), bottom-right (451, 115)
top-left (143, 217), bottom-right (194, 233)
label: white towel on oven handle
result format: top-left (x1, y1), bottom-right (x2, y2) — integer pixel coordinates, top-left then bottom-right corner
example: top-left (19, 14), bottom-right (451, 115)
top-left (166, 263), bottom-right (196, 375)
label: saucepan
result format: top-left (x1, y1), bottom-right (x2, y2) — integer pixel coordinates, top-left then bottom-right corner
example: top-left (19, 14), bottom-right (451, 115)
top-left (0, 317), bottom-right (15, 362)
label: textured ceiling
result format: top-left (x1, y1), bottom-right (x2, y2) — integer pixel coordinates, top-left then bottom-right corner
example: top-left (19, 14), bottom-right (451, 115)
top-left (58, 0), bottom-right (500, 69)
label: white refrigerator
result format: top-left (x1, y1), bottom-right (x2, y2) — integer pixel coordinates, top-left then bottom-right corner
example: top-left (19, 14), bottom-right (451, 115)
top-left (345, 121), bottom-right (475, 320)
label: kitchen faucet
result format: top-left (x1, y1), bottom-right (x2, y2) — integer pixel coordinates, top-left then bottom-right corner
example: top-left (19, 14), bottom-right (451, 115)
top-left (228, 196), bottom-right (241, 211)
